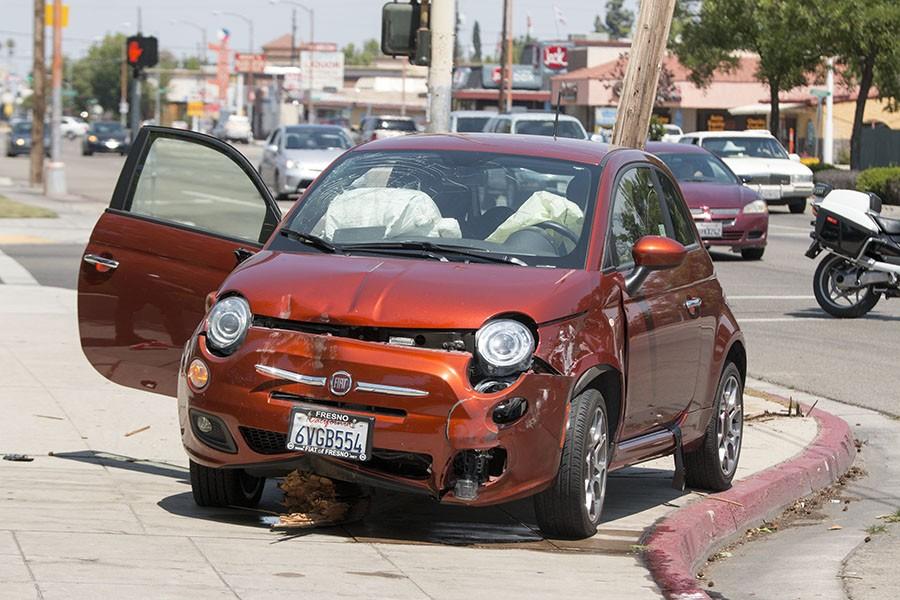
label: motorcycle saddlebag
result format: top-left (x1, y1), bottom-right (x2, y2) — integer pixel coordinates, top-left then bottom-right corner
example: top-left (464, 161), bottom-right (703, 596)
top-left (814, 207), bottom-right (871, 257)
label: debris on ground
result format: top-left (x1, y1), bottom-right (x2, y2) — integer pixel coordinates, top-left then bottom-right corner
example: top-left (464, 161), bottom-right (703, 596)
top-left (272, 471), bottom-right (369, 530)
top-left (124, 425), bottom-right (151, 437)
top-left (2, 453), bottom-right (34, 462)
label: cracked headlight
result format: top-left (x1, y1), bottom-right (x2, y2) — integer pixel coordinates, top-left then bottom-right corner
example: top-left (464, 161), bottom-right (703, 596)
top-left (476, 319), bottom-right (534, 376)
top-left (205, 296), bottom-right (251, 355)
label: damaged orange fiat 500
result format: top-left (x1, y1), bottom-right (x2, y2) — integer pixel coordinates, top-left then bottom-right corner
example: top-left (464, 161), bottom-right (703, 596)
top-left (79, 127), bottom-right (746, 538)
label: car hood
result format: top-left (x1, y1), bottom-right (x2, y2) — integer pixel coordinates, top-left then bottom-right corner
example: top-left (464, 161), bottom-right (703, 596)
top-left (678, 182), bottom-right (758, 209)
top-left (92, 132), bottom-right (126, 141)
top-left (223, 251), bottom-right (599, 329)
top-left (283, 148), bottom-right (345, 169)
top-left (720, 157), bottom-right (812, 177)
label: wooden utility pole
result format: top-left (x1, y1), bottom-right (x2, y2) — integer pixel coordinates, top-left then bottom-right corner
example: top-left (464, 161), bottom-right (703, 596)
top-left (497, 0), bottom-right (512, 113)
top-left (30, 0), bottom-right (46, 187)
top-left (610, 0), bottom-right (676, 149)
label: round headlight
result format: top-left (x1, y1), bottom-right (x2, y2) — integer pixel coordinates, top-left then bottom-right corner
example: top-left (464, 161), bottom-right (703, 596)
top-left (206, 296), bottom-right (251, 354)
top-left (476, 319), bottom-right (534, 374)
top-left (742, 199), bottom-right (768, 214)
top-left (285, 159), bottom-right (297, 170)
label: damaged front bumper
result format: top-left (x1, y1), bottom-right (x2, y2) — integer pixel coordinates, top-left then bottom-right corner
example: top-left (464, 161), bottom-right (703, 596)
top-left (178, 325), bottom-right (572, 506)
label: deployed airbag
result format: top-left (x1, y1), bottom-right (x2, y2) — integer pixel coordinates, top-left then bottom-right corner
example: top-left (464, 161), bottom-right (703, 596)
top-left (486, 190), bottom-right (584, 244)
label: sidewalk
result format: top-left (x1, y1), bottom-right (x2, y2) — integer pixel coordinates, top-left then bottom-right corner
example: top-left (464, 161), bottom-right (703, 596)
top-left (0, 283), bottom-right (837, 599)
top-left (0, 184), bottom-right (104, 247)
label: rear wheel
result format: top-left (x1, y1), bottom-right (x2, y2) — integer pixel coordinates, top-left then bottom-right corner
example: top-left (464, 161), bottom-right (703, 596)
top-left (684, 362), bottom-right (743, 491)
top-left (788, 198), bottom-right (807, 214)
top-left (189, 460), bottom-right (265, 508)
top-left (740, 247), bottom-right (765, 261)
top-left (533, 389), bottom-right (609, 539)
top-left (813, 254), bottom-right (880, 318)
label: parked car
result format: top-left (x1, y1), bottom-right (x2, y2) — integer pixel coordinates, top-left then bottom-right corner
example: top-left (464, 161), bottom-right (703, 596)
top-left (82, 121), bottom-right (130, 156)
top-left (678, 130), bottom-right (814, 214)
top-left (258, 124), bottom-right (353, 198)
top-left (5, 121), bottom-right (50, 157)
top-left (358, 115), bottom-right (417, 143)
top-left (660, 123), bottom-right (683, 143)
top-left (482, 112), bottom-right (589, 140)
top-left (60, 115), bottom-right (89, 139)
top-left (449, 110), bottom-right (496, 133)
top-left (649, 142), bottom-right (768, 260)
top-left (78, 127), bottom-right (746, 540)
top-left (213, 114), bottom-right (253, 144)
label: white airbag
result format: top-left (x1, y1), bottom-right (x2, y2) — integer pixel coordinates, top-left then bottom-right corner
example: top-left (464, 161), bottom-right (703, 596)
top-left (486, 190), bottom-right (584, 243)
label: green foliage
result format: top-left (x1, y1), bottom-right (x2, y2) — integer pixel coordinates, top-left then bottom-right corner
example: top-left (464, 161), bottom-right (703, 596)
top-left (70, 34), bottom-right (126, 116)
top-left (808, 162), bottom-right (835, 173)
top-left (857, 166), bottom-right (900, 205)
top-left (597, 0), bottom-right (634, 40)
top-left (648, 115), bottom-right (666, 141)
top-left (472, 21), bottom-right (482, 63)
top-left (343, 39), bottom-right (382, 66)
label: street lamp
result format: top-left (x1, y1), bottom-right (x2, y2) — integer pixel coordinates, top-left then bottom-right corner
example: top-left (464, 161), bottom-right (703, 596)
top-left (212, 10), bottom-right (255, 121)
top-left (270, 0), bottom-right (316, 123)
top-left (170, 19), bottom-right (208, 64)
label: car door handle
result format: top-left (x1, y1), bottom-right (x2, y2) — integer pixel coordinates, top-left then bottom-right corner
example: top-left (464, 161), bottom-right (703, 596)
top-left (83, 254), bottom-right (119, 271)
top-left (684, 297), bottom-right (702, 316)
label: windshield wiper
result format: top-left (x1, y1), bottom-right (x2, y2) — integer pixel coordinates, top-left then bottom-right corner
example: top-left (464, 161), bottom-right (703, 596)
top-left (341, 241), bottom-right (527, 266)
top-left (278, 228), bottom-right (340, 254)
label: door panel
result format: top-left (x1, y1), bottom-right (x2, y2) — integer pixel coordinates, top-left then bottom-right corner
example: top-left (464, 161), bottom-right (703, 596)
top-left (78, 126), bottom-right (280, 397)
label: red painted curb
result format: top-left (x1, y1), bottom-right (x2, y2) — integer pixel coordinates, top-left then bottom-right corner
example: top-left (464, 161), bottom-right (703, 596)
top-left (643, 394), bottom-right (855, 600)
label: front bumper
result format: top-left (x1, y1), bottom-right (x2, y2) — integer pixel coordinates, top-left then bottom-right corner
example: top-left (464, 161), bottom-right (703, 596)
top-left (695, 211), bottom-right (768, 250)
top-left (179, 326), bottom-right (571, 506)
top-left (283, 169), bottom-right (323, 194)
top-left (750, 182), bottom-right (814, 202)
top-left (85, 139), bottom-right (129, 153)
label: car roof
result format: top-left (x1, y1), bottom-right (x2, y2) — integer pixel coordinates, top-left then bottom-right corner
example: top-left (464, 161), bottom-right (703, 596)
top-left (686, 130), bottom-right (775, 138)
top-left (451, 110), bottom-right (497, 117)
top-left (285, 124), bottom-right (343, 130)
top-left (493, 112), bottom-right (581, 122)
top-left (645, 141), bottom-right (709, 154)
top-left (352, 133), bottom-right (612, 165)
top-left (366, 115), bottom-right (415, 121)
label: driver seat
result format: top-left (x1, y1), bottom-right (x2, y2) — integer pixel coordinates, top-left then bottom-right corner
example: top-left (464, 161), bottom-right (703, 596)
top-left (875, 215), bottom-right (900, 235)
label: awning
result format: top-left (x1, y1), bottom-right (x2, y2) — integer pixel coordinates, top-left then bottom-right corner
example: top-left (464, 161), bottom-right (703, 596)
top-left (728, 102), bottom-right (804, 116)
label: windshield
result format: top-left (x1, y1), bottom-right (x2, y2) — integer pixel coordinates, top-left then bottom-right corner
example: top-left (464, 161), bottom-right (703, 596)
top-left (657, 152), bottom-right (738, 184)
top-left (93, 122), bottom-right (123, 134)
top-left (701, 136), bottom-right (788, 159)
top-left (455, 116), bottom-right (491, 132)
top-left (376, 119), bottom-right (416, 132)
top-left (284, 127), bottom-right (351, 150)
top-left (514, 119), bottom-right (585, 139)
top-left (278, 150), bottom-right (601, 268)
top-left (12, 122), bottom-right (32, 134)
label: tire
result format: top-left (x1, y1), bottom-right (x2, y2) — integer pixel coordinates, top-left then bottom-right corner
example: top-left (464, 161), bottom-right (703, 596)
top-left (684, 362), bottom-right (743, 491)
top-left (189, 460), bottom-right (265, 508)
top-left (740, 247), bottom-right (765, 261)
top-left (788, 199), bottom-right (806, 214)
top-left (813, 254), bottom-right (880, 318)
top-left (533, 389), bottom-right (609, 539)
top-left (82, 148), bottom-right (92, 156)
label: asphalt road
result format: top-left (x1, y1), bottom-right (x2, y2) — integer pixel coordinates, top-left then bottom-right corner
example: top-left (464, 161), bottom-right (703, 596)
top-left (1, 140), bottom-right (897, 417)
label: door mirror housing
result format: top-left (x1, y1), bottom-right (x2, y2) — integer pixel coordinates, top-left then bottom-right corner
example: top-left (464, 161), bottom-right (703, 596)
top-left (740, 174), bottom-right (753, 184)
top-left (266, 143), bottom-right (278, 153)
top-left (625, 236), bottom-right (687, 295)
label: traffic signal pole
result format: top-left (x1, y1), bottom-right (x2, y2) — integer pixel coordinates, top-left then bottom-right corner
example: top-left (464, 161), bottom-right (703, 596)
top-left (425, 0), bottom-right (454, 133)
top-left (45, 0), bottom-right (67, 197)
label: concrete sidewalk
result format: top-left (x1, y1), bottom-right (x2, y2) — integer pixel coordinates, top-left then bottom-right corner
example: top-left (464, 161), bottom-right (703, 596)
top-left (0, 284), bottom-right (824, 600)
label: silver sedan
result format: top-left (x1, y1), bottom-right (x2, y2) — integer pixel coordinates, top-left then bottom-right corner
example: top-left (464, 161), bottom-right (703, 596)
top-left (258, 125), bottom-right (354, 199)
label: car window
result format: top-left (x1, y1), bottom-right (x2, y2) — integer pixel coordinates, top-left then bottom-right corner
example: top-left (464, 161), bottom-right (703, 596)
top-left (606, 166), bottom-right (666, 268)
top-left (93, 122), bottom-right (123, 134)
top-left (455, 116), bottom-right (491, 132)
top-left (656, 170), bottom-right (697, 246)
top-left (514, 120), bottom-right (584, 139)
top-left (284, 128), bottom-right (352, 150)
top-left (657, 152), bottom-right (738, 184)
top-left (495, 119), bottom-right (511, 134)
top-left (378, 119), bottom-right (416, 132)
top-left (128, 137), bottom-right (269, 243)
top-left (271, 129), bottom-right (282, 148)
top-left (702, 136), bottom-right (788, 159)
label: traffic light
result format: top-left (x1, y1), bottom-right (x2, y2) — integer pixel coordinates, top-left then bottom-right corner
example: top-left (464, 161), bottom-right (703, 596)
top-left (381, 1), bottom-right (430, 66)
top-left (125, 36), bottom-right (159, 71)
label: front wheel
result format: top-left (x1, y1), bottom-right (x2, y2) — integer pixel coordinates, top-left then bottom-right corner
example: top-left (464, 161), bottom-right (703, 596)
top-left (533, 389), bottom-right (609, 539)
top-left (788, 198), bottom-right (806, 214)
top-left (189, 460), bottom-right (265, 508)
top-left (813, 254), bottom-right (880, 318)
top-left (740, 247), bottom-right (765, 261)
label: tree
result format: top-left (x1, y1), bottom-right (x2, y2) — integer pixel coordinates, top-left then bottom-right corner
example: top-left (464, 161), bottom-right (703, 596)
top-left (597, 0), bottom-right (634, 40)
top-left (70, 34), bottom-right (127, 117)
top-left (821, 0), bottom-right (900, 168)
top-left (472, 20), bottom-right (482, 63)
top-left (675, 0), bottom-right (822, 138)
top-left (342, 39), bottom-right (381, 66)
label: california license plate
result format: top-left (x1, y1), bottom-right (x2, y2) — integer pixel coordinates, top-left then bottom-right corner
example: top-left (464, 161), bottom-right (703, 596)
top-left (759, 187), bottom-right (780, 200)
top-left (287, 407), bottom-right (373, 462)
top-left (695, 221), bottom-right (723, 238)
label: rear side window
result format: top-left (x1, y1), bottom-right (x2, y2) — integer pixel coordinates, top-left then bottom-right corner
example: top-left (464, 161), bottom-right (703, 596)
top-left (656, 171), bottom-right (697, 246)
top-left (495, 119), bottom-right (511, 134)
top-left (606, 166), bottom-right (666, 268)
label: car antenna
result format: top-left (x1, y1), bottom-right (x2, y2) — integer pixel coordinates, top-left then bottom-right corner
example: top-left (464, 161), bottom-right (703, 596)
top-left (553, 90), bottom-right (562, 141)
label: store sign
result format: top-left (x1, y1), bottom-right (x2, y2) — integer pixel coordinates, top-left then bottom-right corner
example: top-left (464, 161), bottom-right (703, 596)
top-left (234, 53), bottom-right (266, 74)
top-left (707, 114), bottom-right (726, 131)
top-left (746, 117), bottom-right (767, 130)
top-left (299, 50), bottom-right (345, 91)
top-left (483, 65), bottom-right (542, 90)
top-left (543, 45), bottom-right (569, 70)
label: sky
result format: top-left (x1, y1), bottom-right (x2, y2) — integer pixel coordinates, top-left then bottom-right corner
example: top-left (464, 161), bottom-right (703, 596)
top-left (1, 0), bottom-right (638, 73)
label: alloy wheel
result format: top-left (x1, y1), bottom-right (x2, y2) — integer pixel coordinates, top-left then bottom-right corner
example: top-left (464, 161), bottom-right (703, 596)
top-left (584, 407), bottom-right (608, 522)
top-left (716, 374), bottom-right (743, 477)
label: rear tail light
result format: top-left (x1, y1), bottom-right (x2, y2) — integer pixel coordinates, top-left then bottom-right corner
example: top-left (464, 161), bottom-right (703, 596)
top-left (826, 215), bottom-right (839, 225)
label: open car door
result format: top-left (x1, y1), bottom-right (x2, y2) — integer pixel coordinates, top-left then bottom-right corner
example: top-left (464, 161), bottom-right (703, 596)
top-left (78, 126), bottom-right (281, 397)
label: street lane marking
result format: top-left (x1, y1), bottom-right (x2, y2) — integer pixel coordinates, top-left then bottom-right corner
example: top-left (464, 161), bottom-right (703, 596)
top-left (0, 249), bottom-right (38, 285)
top-left (739, 317), bottom-right (832, 322)
top-left (729, 295), bottom-right (815, 300)
top-left (769, 224), bottom-right (813, 232)
top-left (0, 234), bottom-right (54, 244)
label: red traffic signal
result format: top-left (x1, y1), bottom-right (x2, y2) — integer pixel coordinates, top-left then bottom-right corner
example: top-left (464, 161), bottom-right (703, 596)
top-left (126, 36), bottom-right (158, 70)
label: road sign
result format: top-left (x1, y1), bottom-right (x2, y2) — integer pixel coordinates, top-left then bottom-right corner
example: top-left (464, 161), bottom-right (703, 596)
top-left (44, 4), bottom-right (69, 28)
top-left (186, 101), bottom-right (204, 117)
top-left (126, 36), bottom-right (159, 70)
top-left (810, 89), bottom-right (831, 99)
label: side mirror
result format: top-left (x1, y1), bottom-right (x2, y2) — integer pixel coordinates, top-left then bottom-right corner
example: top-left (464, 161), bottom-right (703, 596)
top-left (740, 175), bottom-right (753, 184)
top-left (813, 182), bottom-right (834, 198)
top-left (788, 153), bottom-right (801, 162)
top-left (266, 144), bottom-right (278, 153)
top-left (625, 236), bottom-right (687, 295)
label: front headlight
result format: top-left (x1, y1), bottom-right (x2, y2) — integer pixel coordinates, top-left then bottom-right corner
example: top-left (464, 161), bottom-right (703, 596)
top-left (476, 319), bottom-right (534, 376)
top-left (742, 199), bottom-right (768, 214)
top-left (88, 135), bottom-right (98, 142)
top-left (205, 296), bottom-right (251, 355)
top-left (14, 138), bottom-right (24, 146)
top-left (792, 173), bottom-right (813, 184)
top-left (285, 159), bottom-right (298, 170)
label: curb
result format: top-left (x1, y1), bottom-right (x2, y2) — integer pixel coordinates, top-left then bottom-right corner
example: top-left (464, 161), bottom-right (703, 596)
top-left (642, 392), bottom-right (855, 600)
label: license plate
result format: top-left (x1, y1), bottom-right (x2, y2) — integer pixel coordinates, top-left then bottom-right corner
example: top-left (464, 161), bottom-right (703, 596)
top-left (105, 140), bottom-right (119, 148)
top-left (695, 221), bottom-right (723, 238)
top-left (286, 407), bottom-right (373, 462)
top-left (759, 187), bottom-right (781, 200)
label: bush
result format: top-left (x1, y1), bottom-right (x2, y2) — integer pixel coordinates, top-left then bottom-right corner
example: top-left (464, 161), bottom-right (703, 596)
top-left (814, 168), bottom-right (858, 190)
top-left (857, 167), bottom-right (900, 205)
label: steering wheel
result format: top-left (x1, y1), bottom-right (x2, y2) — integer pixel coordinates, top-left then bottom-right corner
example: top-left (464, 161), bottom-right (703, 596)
top-left (531, 221), bottom-right (579, 245)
